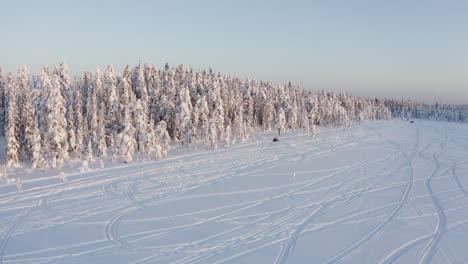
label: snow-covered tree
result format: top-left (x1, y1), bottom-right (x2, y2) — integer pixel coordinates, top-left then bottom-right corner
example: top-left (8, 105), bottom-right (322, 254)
top-left (96, 102), bottom-right (107, 156)
top-left (118, 105), bottom-right (136, 163)
top-left (0, 67), bottom-right (5, 135)
top-left (34, 72), bottom-right (46, 138)
top-left (177, 86), bottom-right (193, 145)
top-left (31, 118), bottom-right (45, 168)
top-left (74, 87), bottom-right (84, 156)
top-left (206, 118), bottom-right (218, 149)
top-left (57, 61), bottom-right (71, 103)
top-left (195, 95), bottom-right (209, 139)
top-left (94, 69), bottom-right (104, 108)
top-left (262, 101), bottom-right (275, 130)
top-left (82, 72), bottom-right (93, 115)
top-left (5, 74), bottom-right (20, 167)
top-left (146, 115), bottom-right (158, 159)
top-left (117, 73), bottom-right (133, 111)
top-left (104, 65), bottom-right (120, 150)
top-left (133, 65), bottom-right (149, 103)
top-left (20, 86), bottom-right (35, 161)
top-left (16, 66), bottom-right (30, 157)
top-left (45, 73), bottom-right (68, 168)
top-left (300, 110), bottom-right (310, 131)
top-left (134, 99), bottom-right (149, 152)
top-left (86, 138), bottom-right (94, 162)
top-left (275, 108), bottom-right (286, 135)
top-left (87, 88), bottom-right (99, 150)
top-left (154, 120), bottom-right (170, 159)
top-left (312, 124), bottom-right (318, 137)
top-left (225, 124), bottom-right (232, 147)
top-left (67, 102), bottom-right (76, 153)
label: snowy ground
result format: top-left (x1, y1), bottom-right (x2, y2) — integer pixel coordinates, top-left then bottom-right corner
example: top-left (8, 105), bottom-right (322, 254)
top-left (1, 120), bottom-right (468, 264)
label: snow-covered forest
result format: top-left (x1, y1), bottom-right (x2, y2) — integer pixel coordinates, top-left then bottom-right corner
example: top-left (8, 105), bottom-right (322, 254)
top-left (384, 99), bottom-right (468, 122)
top-left (0, 62), bottom-right (463, 169)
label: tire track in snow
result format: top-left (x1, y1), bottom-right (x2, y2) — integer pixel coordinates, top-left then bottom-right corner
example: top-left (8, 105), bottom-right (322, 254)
top-left (166, 148), bottom-right (403, 264)
top-left (273, 154), bottom-right (404, 264)
top-left (11, 122), bottom-right (467, 264)
top-left (170, 132), bottom-right (396, 263)
top-left (378, 216), bottom-right (468, 264)
top-left (419, 140), bottom-right (447, 264)
top-left (320, 125), bottom-right (420, 264)
top-left (139, 156), bottom-right (381, 251)
top-left (2, 129), bottom-right (380, 262)
top-left (125, 178), bottom-right (145, 209)
top-left (451, 156), bottom-right (468, 198)
top-left (36, 190), bottom-right (65, 216)
top-left (103, 179), bottom-right (147, 252)
top-left (6, 137), bottom-right (310, 260)
top-left (104, 205), bottom-right (143, 252)
top-left (102, 144), bottom-right (312, 253)
top-left (376, 125), bottom-right (450, 264)
top-left (0, 209), bottom-right (31, 264)
top-left (128, 134), bottom-right (383, 263)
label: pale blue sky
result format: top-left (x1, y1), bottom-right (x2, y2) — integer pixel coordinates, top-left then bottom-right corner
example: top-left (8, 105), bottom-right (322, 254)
top-left (1, 0), bottom-right (467, 104)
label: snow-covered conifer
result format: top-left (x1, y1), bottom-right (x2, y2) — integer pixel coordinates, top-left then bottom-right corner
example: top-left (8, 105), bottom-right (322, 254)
top-left (0, 67), bottom-right (5, 135)
top-left (45, 73), bottom-right (68, 168)
top-left (17, 66), bottom-right (29, 97)
top-left (285, 104), bottom-right (298, 129)
top-left (118, 105), bottom-right (136, 163)
top-left (262, 101), bottom-right (275, 130)
top-left (275, 108), bottom-right (286, 135)
top-left (195, 96), bottom-right (209, 139)
top-left (104, 65), bottom-right (120, 150)
top-left (133, 65), bottom-right (149, 102)
top-left (16, 66), bottom-right (30, 155)
top-left (154, 120), bottom-right (170, 159)
top-left (97, 102), bottom-right (108, 156)
top-left (88, 90), bottom-right (99, 149)
top-left (191, 104), bottom-right (200, 139)
top-left (86, 138), bottom-right (94, 162)
top-left (300, 110), bottom-right (310, 131)
top-left (74, 88), bottom-right (84, 156)
top-left (206, 118), bottom-right (218, 149)
top-left (146, 115), bottom-right (158, 159)
top-left (134, 99), bottom-right (149, 152)
top-left (117, 73), bottom-right (132, 111)
top-left (31, 118), bottom-right (45, 168)
top-left (36, 69), bottom-right (52, 140)
top-left (58, 62), bottom-right (71, 102)
top-left (94, 69), bottom-right (104, 107)
top-left (225, 124), bottom-right (232, 147)
top-left (21, 87), bottom-right (35, 161)
top-left (82, 72), bottom-right (93, 115)
top-left (5, 74), bottom-right (20, 167)
top-left (67, 102), bottom-right (76, 153)
top-left (177, 86), bottom-right (193, 145)
top-left (232, 105), bottom-right (246, 142)
top-left (123, 65), bottom-right (132, 86)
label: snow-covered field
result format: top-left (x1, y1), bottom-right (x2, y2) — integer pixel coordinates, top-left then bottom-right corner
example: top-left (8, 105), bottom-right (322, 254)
top-left (1, 120), bottom-right (468, 264)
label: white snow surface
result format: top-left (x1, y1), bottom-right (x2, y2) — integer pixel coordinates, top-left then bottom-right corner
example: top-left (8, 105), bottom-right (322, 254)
top-left (1, 120), bottom-right (468, 264)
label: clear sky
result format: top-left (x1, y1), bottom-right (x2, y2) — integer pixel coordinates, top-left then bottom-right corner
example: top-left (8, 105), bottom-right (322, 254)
top-left (1, 0), bottom-right (467, 104)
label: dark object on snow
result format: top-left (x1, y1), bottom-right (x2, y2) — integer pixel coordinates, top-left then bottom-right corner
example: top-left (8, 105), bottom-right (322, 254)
top-left (273, 137), bottom-right (279, 142)
top-left (410, 120), bottom-right (414, 123)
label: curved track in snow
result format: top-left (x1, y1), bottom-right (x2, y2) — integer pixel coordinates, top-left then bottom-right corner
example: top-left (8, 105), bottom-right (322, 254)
top-left (1, 120), bottom-right (468, 264)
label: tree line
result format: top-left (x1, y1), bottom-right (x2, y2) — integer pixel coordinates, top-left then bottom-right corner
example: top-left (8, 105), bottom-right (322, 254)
top-left (4, 62), bottom-right (445, 169)
top-left (383, 99), bottom-right (468, 122)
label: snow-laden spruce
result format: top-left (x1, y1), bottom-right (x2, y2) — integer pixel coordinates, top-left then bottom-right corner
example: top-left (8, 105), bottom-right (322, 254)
top-left (0, 63), bottom-right (398, 168)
